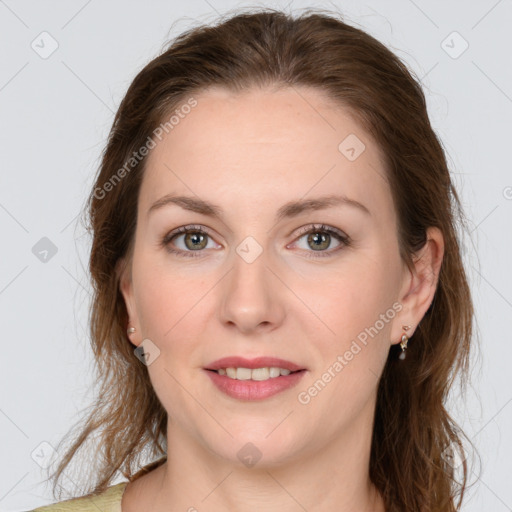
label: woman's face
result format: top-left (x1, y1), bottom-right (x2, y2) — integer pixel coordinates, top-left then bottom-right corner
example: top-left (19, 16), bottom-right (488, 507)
top-left (120, 86), bottom-right (414, 466)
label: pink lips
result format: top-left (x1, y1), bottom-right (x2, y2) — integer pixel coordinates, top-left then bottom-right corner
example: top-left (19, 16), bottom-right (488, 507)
top-left (203, 356), bottom-right (307, 401)
top-left (204, 368), bottom-right (306, 400)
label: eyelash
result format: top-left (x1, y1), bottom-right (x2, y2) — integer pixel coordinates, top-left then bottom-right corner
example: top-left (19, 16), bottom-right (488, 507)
top-left (161, 223), bottom-right (351, 259)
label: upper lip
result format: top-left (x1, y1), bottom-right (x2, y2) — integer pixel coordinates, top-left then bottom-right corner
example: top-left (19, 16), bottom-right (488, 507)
top-left (205, 356), bottom-right (305, 372)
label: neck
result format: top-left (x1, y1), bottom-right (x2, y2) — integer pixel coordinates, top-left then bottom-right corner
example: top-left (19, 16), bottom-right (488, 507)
top-left (140, 401), bottom-right (385, 512)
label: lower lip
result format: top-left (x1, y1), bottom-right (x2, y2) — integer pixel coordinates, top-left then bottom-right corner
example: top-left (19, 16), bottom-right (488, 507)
top-left (204, 369), bottom-right (306, 400)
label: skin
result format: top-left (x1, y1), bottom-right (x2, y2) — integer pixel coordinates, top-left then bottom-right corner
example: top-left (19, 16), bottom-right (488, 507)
top-left (118, 85), bottom-right (444, 512)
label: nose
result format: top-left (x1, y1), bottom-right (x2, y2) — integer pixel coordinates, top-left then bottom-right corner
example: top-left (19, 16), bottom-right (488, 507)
top-left (218, 246), bottom-right (286, 334)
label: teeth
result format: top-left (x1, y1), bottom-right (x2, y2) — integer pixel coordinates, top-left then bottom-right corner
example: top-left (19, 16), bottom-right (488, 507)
top-left (216, 367), bottom-right (294, 380)
top-left (269, 367), bottom-right (282, 378)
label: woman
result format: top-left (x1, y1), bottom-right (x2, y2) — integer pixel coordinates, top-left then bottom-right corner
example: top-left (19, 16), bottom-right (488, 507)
top-left (32, 8), bottom-right (476, 512)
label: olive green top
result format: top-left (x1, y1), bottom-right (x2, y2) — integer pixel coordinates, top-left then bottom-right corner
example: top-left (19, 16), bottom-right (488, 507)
top-left (30, 482), bottom-right (128, 512)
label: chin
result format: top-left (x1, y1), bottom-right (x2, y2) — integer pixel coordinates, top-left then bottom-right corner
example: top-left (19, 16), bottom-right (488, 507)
top-left (205, 429), bottom-right (302, 469)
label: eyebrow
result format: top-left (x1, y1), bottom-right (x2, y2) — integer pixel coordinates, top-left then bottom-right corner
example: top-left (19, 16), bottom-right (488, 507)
top-left (147, 193), bottom-right (371, 221)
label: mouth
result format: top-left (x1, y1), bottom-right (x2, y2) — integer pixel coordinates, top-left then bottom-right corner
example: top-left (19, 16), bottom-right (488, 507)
top-left (203, 367), bottom-right (307, 401)
top-left (203, 356), bottom-right (307, 400)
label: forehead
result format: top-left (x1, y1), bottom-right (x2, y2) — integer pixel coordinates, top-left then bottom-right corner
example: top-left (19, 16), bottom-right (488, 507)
top-left (139, 86), bottom-right (391, 220)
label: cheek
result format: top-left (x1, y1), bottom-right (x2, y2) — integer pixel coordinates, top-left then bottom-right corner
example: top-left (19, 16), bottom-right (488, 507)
top-left (133, 248), bottom-right (210, 337)
top-left (304, 257), bottom-right (396, 341)
top-left (295, 262), bottom-right (397, 431)
top-left (133, 267), bottom-right (210, 419)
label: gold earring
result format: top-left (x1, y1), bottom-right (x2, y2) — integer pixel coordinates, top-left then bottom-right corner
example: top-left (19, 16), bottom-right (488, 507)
top-left (399, 325), bottom-right (411, 360)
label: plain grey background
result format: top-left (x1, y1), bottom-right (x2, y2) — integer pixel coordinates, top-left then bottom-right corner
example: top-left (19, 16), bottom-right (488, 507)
top-left (1, 0), bottom-right (511, 510)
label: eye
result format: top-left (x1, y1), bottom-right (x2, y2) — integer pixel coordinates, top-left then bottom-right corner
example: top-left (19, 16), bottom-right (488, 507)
top-left (290, 223), bottom-right (351, 258)
top-left (161, 225), bottom-right (219, 258)
top-left (161, 223), bottom-right (351, 259)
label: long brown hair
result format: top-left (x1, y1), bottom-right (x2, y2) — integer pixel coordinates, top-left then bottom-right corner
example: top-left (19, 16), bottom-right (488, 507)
top-left (45, 8), bottom-right (478, 511)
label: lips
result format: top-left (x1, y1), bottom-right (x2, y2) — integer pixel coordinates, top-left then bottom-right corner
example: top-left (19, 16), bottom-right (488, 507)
top-left (204, 356), bottom-right (305, 372)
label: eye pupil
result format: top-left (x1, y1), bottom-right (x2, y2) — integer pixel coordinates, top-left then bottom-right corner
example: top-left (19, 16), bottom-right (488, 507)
top-left (185, 232), bottom-right (207, 250)
top-left (308, 232), bottom-right (330, 251)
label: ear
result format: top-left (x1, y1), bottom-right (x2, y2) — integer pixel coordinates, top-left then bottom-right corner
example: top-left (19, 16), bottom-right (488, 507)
top-left (391, 226), bottom-right (444, 345)
top-left (116, 256), bottom-right (141, 348)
